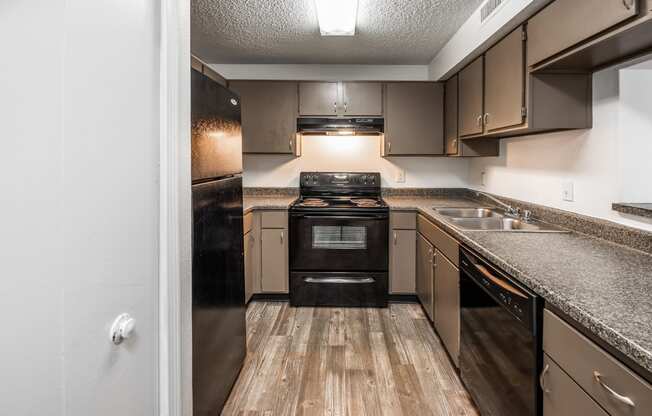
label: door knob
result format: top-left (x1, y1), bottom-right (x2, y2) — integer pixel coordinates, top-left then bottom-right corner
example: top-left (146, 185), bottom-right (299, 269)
top-left (110, 313), bottom-right (136, 345)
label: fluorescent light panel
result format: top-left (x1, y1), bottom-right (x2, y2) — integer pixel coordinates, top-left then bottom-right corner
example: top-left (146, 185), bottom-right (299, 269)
top-left (315, 0), bottom-right (358, 36)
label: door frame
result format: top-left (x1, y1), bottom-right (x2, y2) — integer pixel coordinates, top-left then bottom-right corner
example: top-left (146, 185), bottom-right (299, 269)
top-left (159, 0), bottom-right (192, 415)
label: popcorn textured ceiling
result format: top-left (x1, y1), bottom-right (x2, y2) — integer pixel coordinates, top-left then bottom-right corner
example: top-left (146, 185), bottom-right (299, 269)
top-left (192, 0), bottom-right (483, 64)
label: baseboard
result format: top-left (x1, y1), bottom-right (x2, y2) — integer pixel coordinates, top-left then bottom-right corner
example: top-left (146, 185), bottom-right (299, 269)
top-left (250, 293), bottom-right (290, 302)
top-left (389, 294), bottom-right (419, 303)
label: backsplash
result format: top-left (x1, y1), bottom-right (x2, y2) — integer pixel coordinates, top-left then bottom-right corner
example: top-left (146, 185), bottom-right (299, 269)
top-left (242, 135), bottom-right (470, 188)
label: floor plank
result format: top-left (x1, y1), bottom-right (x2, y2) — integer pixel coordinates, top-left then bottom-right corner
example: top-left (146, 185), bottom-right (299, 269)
top-left (222, 302), bottom-right (478, 416)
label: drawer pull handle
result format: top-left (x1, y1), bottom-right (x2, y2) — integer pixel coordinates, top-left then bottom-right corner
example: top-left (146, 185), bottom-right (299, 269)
top-left (593, 371), bottom-right (635, 407)
top-left (539, 364), bottom-right (550, 393)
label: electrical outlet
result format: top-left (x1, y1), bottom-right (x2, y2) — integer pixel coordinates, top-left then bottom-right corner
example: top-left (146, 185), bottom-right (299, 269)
top-left (562, 181), bottom-right (574, 202)
top-left (395, 169), bottom-right (406, 183)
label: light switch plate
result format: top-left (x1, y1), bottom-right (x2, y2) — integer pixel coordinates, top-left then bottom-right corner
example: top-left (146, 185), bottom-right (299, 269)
top-left (395, 169), bottom-right (406, 183)
top-left (562, 181), bottom-right (574, 202)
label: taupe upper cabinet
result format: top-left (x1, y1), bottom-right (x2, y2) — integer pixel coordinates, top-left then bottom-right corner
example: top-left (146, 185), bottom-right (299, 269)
top-left (484, 27), bottom-right (526, 132)
top-left (341, 82), bottom-right (383, 116)
top-left (527, 0), bottom-right (639, 67)
top-left (444, 75), bottom-right (459, 155)
top-left (458, 57), bottom-right (484, 137)
top-left (299, 82), bottom-right (339, 116)
top-left (229, 81), bottom-right (298, 154)
top-left (383, 82), bottom-right (444, 156)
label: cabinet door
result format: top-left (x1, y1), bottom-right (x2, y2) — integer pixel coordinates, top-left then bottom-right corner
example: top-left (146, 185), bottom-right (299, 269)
top-left (390, 229), bottom-right (416, 294)
top-left (434, 250), bottom-right (460, 367)
top-left (458, 56), bottom-right (484, 137)
top-left (542, 355), bottom-right (609, 416)
top-left (444, 75), bottom-right (459, 155)
top-left (384, 82), bottom-right (444, 155)
top-left (341, 82), bottom-right (383, 116)
top-left (485, 27), bottom-right (525, 132)
top-left (528, 0), bottom-right (638, 67)
top-left (416, 233), bottom-right (434, 320)
top-left (229, 81), bottom-right (298, 154)
top-left (299, 82), bottom-right (339, 116)
top-left (261, 228), bottom-right (288, 293)
top-left (243, 231), bottom-right (256, 303)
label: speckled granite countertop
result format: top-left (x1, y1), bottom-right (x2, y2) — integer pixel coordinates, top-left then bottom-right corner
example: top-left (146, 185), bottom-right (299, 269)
top-left (384, 196), bottom-right (652, 379)
top-left (243, 195), bottom-right (296, 214)
top-left (613, 203), bottom-right (652, 219)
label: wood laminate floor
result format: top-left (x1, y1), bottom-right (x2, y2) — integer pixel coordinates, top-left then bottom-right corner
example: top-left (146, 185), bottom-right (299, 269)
top-left (222, 301), bottom-right (478, 416)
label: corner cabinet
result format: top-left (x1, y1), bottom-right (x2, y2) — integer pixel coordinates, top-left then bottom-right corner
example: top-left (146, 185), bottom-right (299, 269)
top-left (416, 232), bottom-right (435, 320)
top-left (229, 81), bottom-right (300, 155)
top-left (383, 82), bottom-right (445, 156)
top-left (445, 74), bottom-right (499, 157)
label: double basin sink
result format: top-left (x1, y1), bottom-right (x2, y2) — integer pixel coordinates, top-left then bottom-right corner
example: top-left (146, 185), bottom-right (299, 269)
top-left (434, 207), bottom-right (568, 233)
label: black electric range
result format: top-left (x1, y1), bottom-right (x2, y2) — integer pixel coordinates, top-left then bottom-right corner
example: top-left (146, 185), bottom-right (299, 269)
top-left (289, 172), bottom-right (389, 307)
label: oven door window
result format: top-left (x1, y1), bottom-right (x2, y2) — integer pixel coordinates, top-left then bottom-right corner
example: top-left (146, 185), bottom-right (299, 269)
top-left (312, 225), bottom-right (367, 250)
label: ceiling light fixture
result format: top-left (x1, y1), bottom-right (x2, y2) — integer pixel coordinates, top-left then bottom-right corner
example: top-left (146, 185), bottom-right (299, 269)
top-left (315, 0), bottom-right (358, 36)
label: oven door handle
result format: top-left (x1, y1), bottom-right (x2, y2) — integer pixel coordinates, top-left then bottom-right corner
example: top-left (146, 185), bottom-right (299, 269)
top-left (303, 276), bottom-right (376, 284)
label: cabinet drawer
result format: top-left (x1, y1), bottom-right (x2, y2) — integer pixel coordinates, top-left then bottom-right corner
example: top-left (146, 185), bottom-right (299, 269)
top-left (543, 310), bottom-right (652, 415)
top-left (417, 214), bottom-right (459, 266)
top-left (243, 212), bottom-right (253, 235)
top-left (542, 354), bottom-right (608, 416)
top-left (391, 211), bottom-right (416, 230)
top-left (527, 0), bottom-right (638, 67)
top-left (261, 211), bottom-right (288, 228)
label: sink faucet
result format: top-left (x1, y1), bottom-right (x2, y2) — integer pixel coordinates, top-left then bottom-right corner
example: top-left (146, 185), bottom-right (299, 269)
top-left (474, 191), bottom-right (520, 217)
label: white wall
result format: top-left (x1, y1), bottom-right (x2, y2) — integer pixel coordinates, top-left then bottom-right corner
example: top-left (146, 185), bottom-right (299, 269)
top-left (1, 0), bottom-right (162, 414)
top-left (428, 0), bottom-right (550, 80)
top-left (209, 64), bottom-right (429, 81)
top-left (469, 66), bottom-right (652, 231)
top-left (244, 135), bottom-right (470, 188)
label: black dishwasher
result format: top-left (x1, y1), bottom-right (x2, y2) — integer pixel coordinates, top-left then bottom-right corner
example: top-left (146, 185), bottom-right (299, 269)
top-left (459, 248), bottom-right (542, 416)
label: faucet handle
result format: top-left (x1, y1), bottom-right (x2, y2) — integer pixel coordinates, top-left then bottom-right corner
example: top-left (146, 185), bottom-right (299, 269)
top-left (522, 210), bottom-right (532, 222)
top-left (508, 206), bottom-right (520, 217)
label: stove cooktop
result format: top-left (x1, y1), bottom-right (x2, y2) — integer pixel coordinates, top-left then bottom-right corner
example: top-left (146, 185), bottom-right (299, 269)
top-left (291, 196), bottom-right (388, 210)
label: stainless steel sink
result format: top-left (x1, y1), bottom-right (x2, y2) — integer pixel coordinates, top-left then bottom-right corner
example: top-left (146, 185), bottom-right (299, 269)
top-left (435, 207), bottom-right (501, 218)
top-left (448, 217), bottom-right (568, 233)
top-left (434, 207), bottom-right (568, 233)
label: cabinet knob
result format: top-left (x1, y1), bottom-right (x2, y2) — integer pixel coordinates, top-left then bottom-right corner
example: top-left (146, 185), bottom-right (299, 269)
top-left (110, 313), bottom-right (136, 345)
top-left (393, 231), bottom-right (397, 245)
top-left (476, 115), bottom-right (483, 127)
top-left (483, 113), bottom-right (489, 126)
top-left (280, 231), bottom-right (284, 244)
top-left (289, 137), bottom-right (293, 151)
top-left (623, 0), bottom-right (634, 10)
top-left (539, 364), bottom-right (550, 393)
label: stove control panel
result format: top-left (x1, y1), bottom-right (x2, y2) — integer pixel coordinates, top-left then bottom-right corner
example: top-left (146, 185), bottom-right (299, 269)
top-left (300, 172), bottom-right (380, 188)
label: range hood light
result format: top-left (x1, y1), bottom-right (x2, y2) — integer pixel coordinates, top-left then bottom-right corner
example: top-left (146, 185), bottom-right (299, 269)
top-left (315, 0), bottom-right (358, 36)
top-left (326, 130), bottom-right (355, 136)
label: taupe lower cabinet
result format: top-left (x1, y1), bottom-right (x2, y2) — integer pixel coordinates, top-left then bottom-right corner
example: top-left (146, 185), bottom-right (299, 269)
top-left (243, 231), bottom-right (256, 302)
top-left (260, 211), bottom-right (289, 293)
top-left (527, 0), bottom-right (639, 68)
top-left (383, 82), bottom-right (445, 156)
top-left (416, 232), bottom-right (434, 320)
top-left (298, 82), bottom-right (339, 116)
top-left (434, 251), bottom-right (460, 367)
top-left (229, 81), bottom-right (299, 154)
top-left (389, 212), bottom-right (417, 294)
top-left (542, 309), bottom-right (652, 416)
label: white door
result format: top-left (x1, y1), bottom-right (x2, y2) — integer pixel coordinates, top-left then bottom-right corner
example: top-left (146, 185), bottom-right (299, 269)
top-left (1, 1), bottom-right (161, 415)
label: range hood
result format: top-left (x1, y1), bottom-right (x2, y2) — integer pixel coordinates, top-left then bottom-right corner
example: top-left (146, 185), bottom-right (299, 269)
top-left (297, 117), bottom-right (384, 135)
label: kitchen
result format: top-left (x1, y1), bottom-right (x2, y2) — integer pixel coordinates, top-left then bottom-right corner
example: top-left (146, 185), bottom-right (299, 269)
top-left (3, 0), bottom-right (652, 416)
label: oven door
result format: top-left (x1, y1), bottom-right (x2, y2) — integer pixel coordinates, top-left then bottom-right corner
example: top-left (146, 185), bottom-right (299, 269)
top-left (289, 212), bottom-right (388, 272)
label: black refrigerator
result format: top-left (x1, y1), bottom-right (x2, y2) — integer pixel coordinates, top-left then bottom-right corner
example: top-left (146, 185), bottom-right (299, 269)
top-left (191, 67), bottom-right (246, 416)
